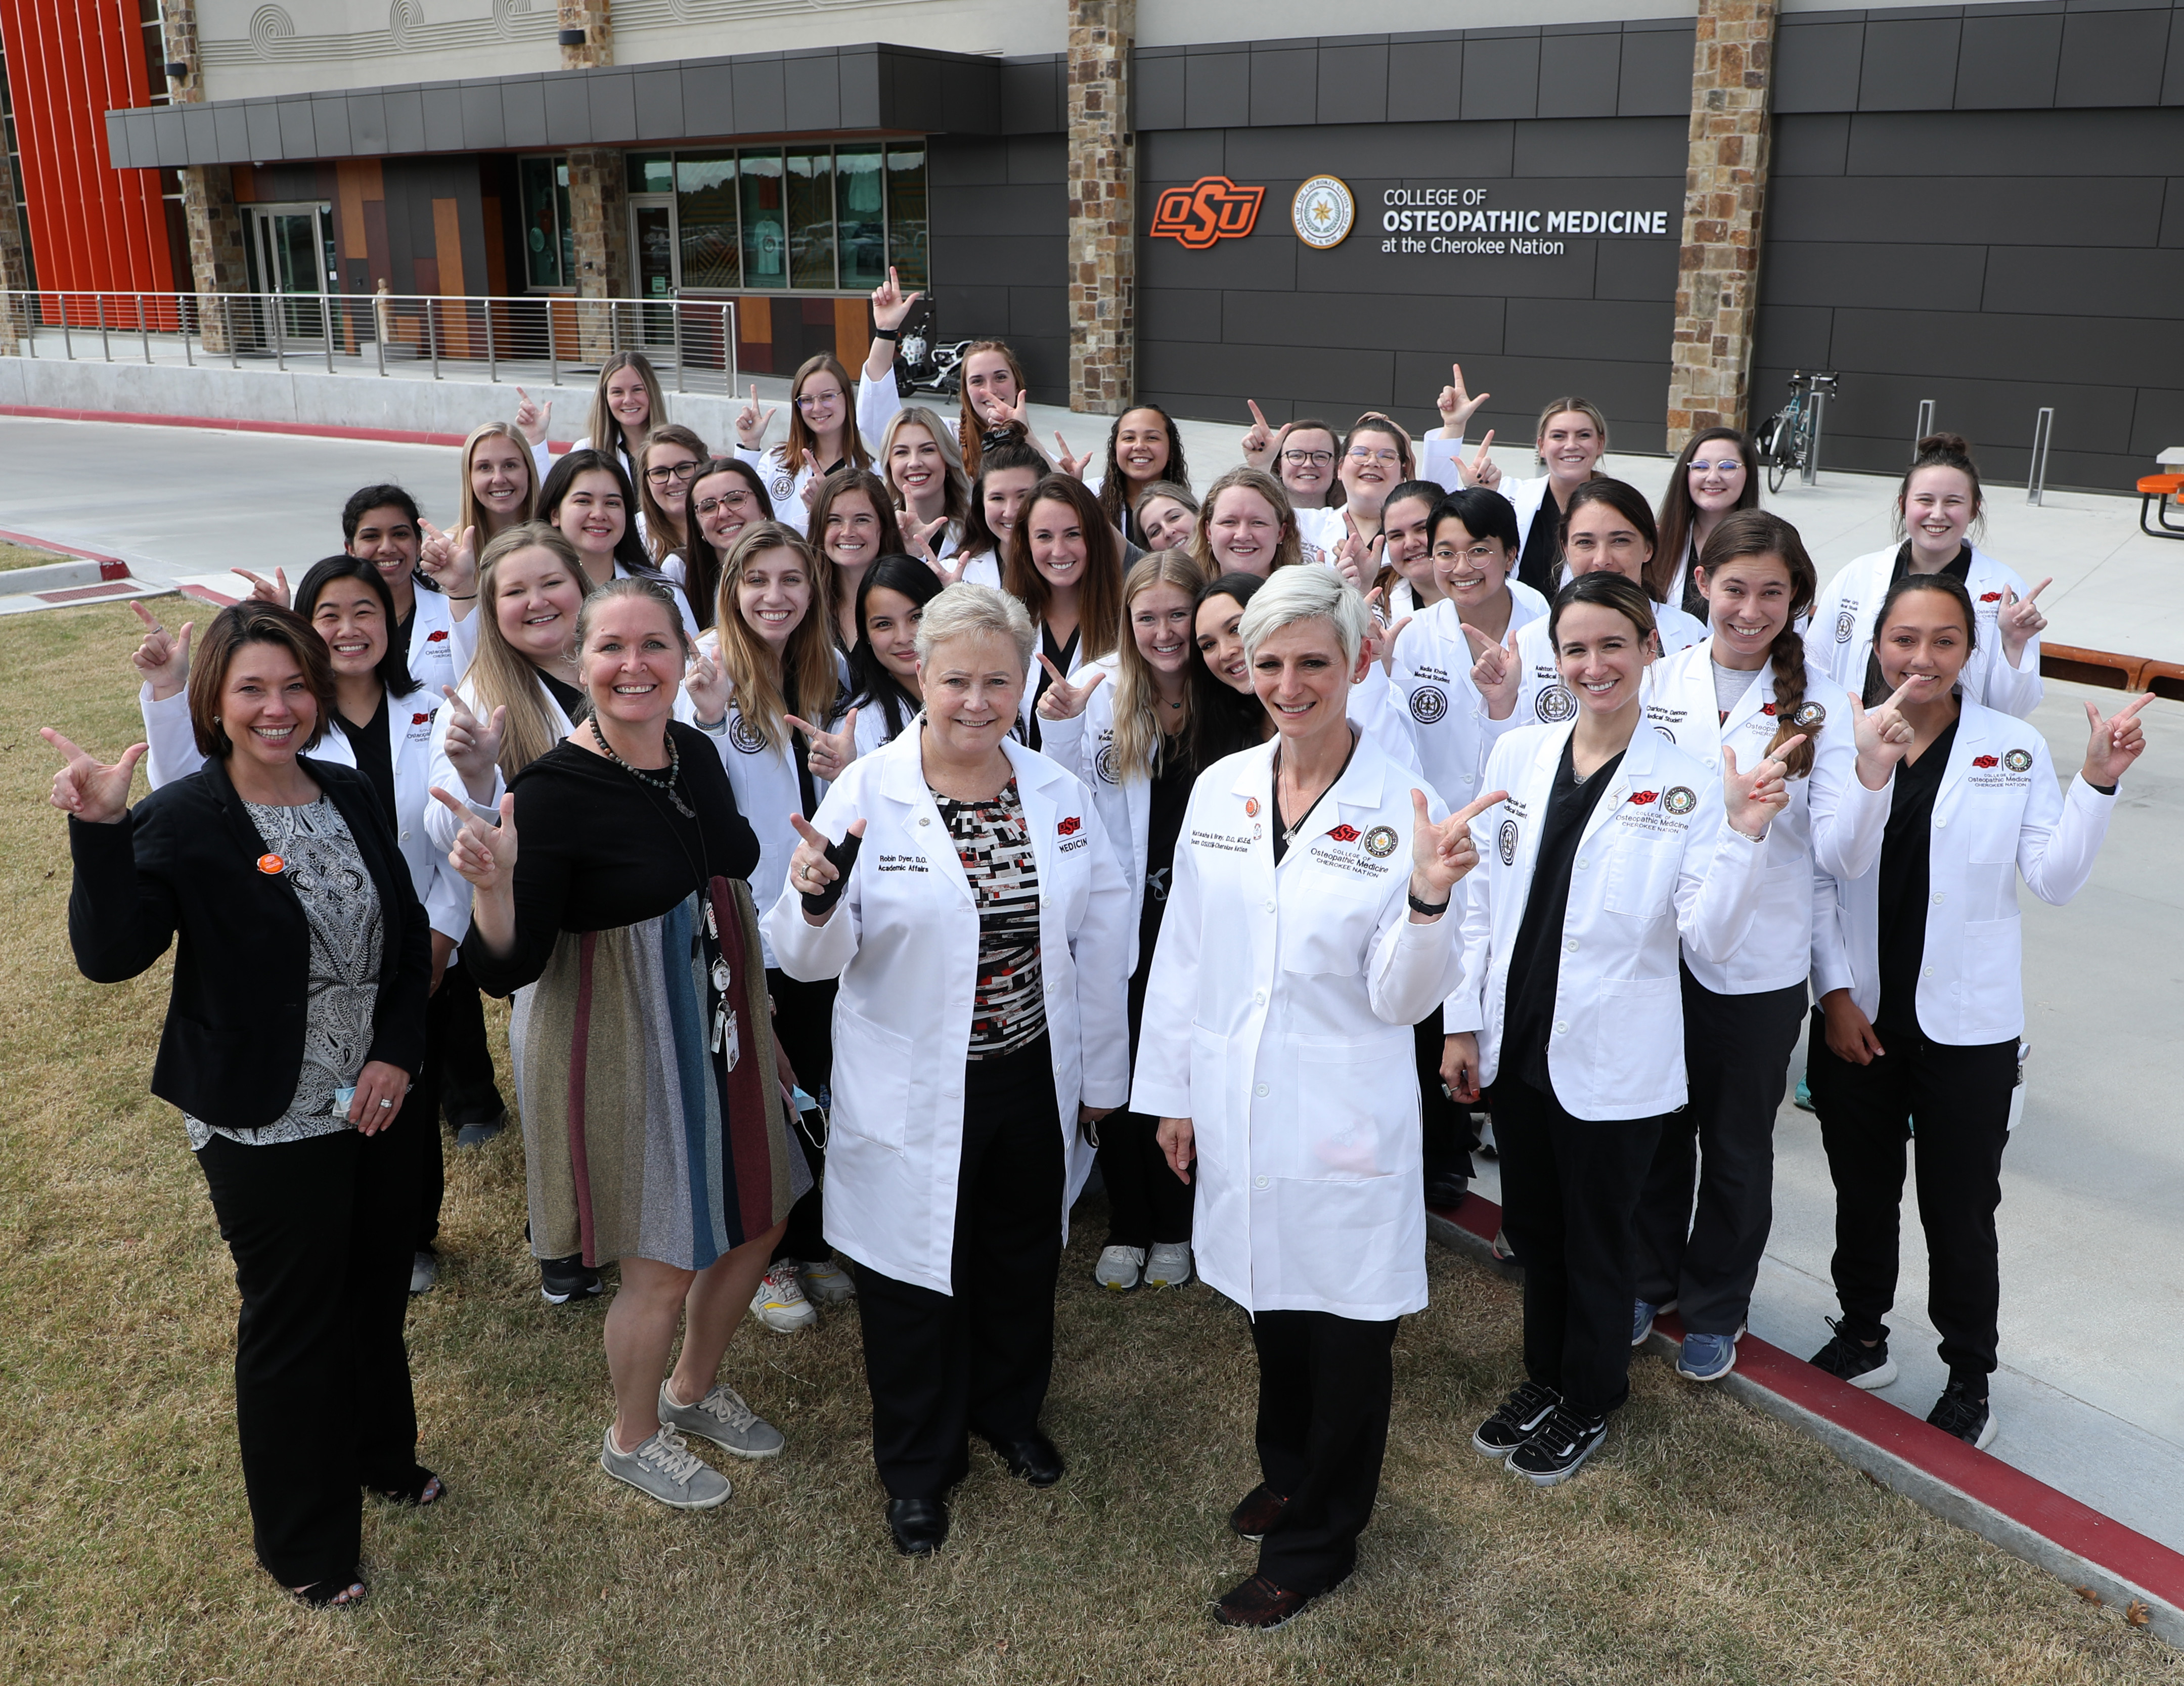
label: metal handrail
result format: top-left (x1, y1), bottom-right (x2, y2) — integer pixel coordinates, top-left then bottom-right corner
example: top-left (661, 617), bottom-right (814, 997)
top-left (0, 289), bottom-right (738, 396)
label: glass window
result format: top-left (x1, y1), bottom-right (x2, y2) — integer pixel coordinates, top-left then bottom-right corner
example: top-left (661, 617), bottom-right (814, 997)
top-left (626, 153), bottom-right (674, 196)
top-left (675, 152), bottom-right (739, 290)
top-left (886, 146), bottom-right (927, 289)
top-left (836, 146), bottom-right (885, 290)
top-left (785, 146), bottom-right (836, 291)
top-left (739, 150), bottom-right (785, 287)
top-left (519, 156), bottom-right (566, 289)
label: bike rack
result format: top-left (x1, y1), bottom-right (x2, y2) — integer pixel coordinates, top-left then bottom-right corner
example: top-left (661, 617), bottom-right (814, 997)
top-left (1916, 400), bottom-right (1935, 453)
top-left (1802, 390), bottom-right (1826, 487)
top-left (2027, 408), bottom-right (2054, 506)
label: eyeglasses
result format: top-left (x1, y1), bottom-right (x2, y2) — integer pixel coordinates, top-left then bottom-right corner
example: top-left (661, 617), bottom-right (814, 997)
top-left (1281, 449), bottom-right (1335, 467)
top-left (1347, 447), bottom-right (1402, 466)
top-left (1688, 459), bottom-right (1744, 475)
top-left (694, 492), bottom-right (754, 518)
top-left (645, 461), bottom-right (700, 484)
top-left (1435, 543), bottom-right (1503, 562)
top-left (795, 390), bottom-right (844, 410)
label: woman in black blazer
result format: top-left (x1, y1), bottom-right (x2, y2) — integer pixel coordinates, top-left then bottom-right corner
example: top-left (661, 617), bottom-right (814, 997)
top-left (47, 602), bottom-right (431, 1610)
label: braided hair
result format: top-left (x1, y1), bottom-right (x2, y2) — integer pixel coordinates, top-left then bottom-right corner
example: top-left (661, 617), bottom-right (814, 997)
top-left (1693, 509), bottom-right (1820, 778)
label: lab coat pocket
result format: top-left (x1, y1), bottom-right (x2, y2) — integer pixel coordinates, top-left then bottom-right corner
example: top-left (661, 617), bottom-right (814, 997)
top-left (1960, 916), bottom-right (2021, 997)
top-left (1285, 1030), bottom-right (1415, 1181)
top-left (828, 1008), bottom-right (914, 1154)
top-left (1591, 975), bottom-right (1679, 1083)
top-left (1966, 801), bottom-right (2020, 866)
top-left (1277, 872), bottom-right (1380, 978)
top-left (1274, 1177), bottom-right (1399, 1308)
top-left (1603, 830), bottom-right (1679, 918)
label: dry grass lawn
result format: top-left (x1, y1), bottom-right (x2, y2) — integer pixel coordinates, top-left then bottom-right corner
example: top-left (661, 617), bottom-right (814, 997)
top-left (0, 538), bottom-right (67, 570)
top-left (3, 602), bottom-right (2178, 1684)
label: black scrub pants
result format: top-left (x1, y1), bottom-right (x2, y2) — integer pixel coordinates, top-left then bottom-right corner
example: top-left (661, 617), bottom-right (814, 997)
top-left (413, 954), bottom-right (508, 1253)
top-left (1805, 1010), bottom-right (2018, 1381)
top-left (196, 1119), bottom-right (422, 1587)
top-left (767, 966), bottom-right (837, 1265)
top-left (1249, 1310), bottom-right (1399, 1595)
top-left (1633, 970), bottom-right (1807, 1335)
top-left (1416, 1005), bottom-right (1475, 1188)
top-left (848, 1036), bottom-right (1064, 1500)
top-left (1099, 958), bottom-right (1193, 1250)
top-left (1493, 1075), bottom-right (1664, 1417)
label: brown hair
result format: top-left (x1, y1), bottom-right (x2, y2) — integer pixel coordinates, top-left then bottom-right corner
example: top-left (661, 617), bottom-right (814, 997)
top-left (455, 421), bottom-right (539, 543)
top-left (1652, 426), bottom-right (1759, 604)
top-left (575, 575), bottom-right (692, 669)
top-left (711, 522), bottom-right (841, 752)
top-left (1547, 569), bottom-right (1656, 650)
top-left (1109, 551), bottom-right (1210, 782)
top-left (805, 468), bottom-right (906, 619)
top-left (1894, 431), bottom-right (1985, 541)
top-left (470, 521), bottom-right (594, 777)
top-left (587, 351), bottom-right (666, 463)
top-left (1535, 396), bottom-right (1610, 465)
top-left (681, 457), bottom-right (775, 632)
top-left (959, 431), bottom-right (1048, 562)
top-left (188, 602), bottom-right (335, 760)
top-left (1271, 418), bottom-right (1343, 509)
top-left (1694, 509), bottom-right (1820, 778)
top-left (1005, 473), bottom-right (1126, 664)
top-left (1188, 467), bottom-right (1304, 577)
top-left (784, 353), bottom-right (870, 476)
top-left (1343, 412), bottom-right (1415, 481)
top-left (636, 423), bottom-right (710, 569)
top-left (1562, 477), bottom-right (1659, 577)
top-left (956, 340), bottom-right (1030, 479)
top-left (1098, 404), bottom-right (1191, 533)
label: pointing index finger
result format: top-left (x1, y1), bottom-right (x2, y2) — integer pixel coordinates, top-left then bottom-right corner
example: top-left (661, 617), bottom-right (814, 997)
top-left (1453, 787), bottom-right (1510, 825)
top-left (1247, 400), bottom-right (1268, 428)
top-left (2025, 576), bottom-right (2053, 605)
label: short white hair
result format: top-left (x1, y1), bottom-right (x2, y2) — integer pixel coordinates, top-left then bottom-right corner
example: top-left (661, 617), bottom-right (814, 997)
top-left (1238, 565), bottom-right (1369, 668)
top-left (914, 581), bottom-right (1037, 675)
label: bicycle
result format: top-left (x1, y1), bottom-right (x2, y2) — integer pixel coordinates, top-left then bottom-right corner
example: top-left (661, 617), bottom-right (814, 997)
top-left (889, 296), bottom-right (968, 400)
top-left (1755, 370), bottom-right (1839, 492)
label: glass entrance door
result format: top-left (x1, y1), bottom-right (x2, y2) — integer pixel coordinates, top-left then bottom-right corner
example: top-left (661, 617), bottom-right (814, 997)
top-left (243, 203), bottom-right (334, 344)
top-left (630, 196), bottom-right (677, 346)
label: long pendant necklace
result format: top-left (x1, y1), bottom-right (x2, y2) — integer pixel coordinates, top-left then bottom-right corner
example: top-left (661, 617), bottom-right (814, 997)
top-left (592, 718), bottom-right (696, 818)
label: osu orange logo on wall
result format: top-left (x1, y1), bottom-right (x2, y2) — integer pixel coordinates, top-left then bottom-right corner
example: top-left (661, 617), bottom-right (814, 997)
top-left (1149, 176), bottom-right (1265, 248)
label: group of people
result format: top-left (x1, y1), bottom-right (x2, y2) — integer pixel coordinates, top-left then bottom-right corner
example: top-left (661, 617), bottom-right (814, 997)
top-left (44, 280), bottom-right (2154, 1631)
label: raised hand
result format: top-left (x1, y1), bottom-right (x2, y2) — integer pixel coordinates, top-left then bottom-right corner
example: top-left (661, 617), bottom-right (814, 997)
top-left (1723, 734), bottom-right (1806, 839)
top-left (2082, 692), bottom-right (2151, 789)
top-left (1465, 622), bottom-right (1521, 720)
top-left (786, 812), bottom-right (868, 918)
top-left (1240, 400), bottom-right (1274, 467)
top-left (1435, 362), bottom-right (1489, 438)
top-left (1332, 510), bottom-right (1374, 588)
top-left (514, 385), bottom-right (553, 447)
top-left (237, 567), bottom-right (290, 608)
top-left (869, 265), bottom-right (921, 333)
top-left (1850, 676), bottom-right (1919, 787)
top-left (439, 685), bottom-right (506, 797)
top-left (129, 602), bottom-right (194, 700)
top-left (430, 788), bottom-right (517, 896)
top-left (785, 707), bottom-right (860, 783)
top-left (1052, 432), bottom-right (1089, 480)
top-left (798, 450), bottom-right (823, 513)
top-left (974, 386), bottom-right (1032, 433)
top-left (735, 384), bottom-right (777, 450)
top-left (42, 728), bottom-right (146, 824)
top-left (684, 649), bottom-right (729, 726)
top-left (1411, 786), bottom-right (1506, 901)
top-left (1035, 655), bottom-right (1106, 721)
top-left (1358, 589), bottom-right (1410, 675)
top-left (904, 514), bottom-right (951, 567)
top-left (1456, 429), bottom-right (1500, 490)
top-left (418, 520), bottom-right (478, 600)
top-left (1999, 576), bottom-right (2052, 665)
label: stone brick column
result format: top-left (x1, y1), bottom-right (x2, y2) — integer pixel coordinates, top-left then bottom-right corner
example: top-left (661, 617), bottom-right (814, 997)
top-left (1665, 0), bottom-right (1777, 449)
top-left (1066, 0), bottom-right (1135, 416)
top-left (0, 149), bottom-right (26, 352)
top-left (156, 0), bottom-right (248, 352)
top-left (558, 0), bottom-right (614, 69)
top-left (566, 149), bottom-right (630, 358)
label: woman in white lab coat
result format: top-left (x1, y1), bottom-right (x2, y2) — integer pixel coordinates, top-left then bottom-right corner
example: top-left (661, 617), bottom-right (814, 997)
top-left (1133, 566), bottom-right (1497, 1632)
top-left (1445, 572), bottom-right (1787, 1488)
top-left (1425, 395), bottom-right (1608, 599)
top-left (1650, 427), bottom-right (1760, 618)
top-left (1805, 570), bottom-right (2144, 1450)
top-left (1629, 512), bottom-right (1902, 1383)
top-left (765, 584), bottom-right (1131, 1560)
top-left (1808, 433), bottom-right (2048, 722)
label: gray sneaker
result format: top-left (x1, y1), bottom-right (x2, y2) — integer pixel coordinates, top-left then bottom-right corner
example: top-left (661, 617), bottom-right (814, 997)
top-left (658, 1381), bottom-right (785, 1460)
top-left (409, 1250), bottom-right (438, 1295)
top-left (1094, 1245), bottom-right (1146, 1291)
top-left (1143, 1241), bottom-right (1194, 1288)
top-left (599, 1424), bottom-right (731, 1509)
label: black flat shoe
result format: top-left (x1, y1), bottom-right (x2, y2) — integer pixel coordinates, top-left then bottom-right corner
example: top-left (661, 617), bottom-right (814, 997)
top-left (886, 1496), bottom-right (949, 1556)
top-left (988, 1432), bottom-right (1065, 1488)
top-left (1228, 1483), bottom-right (1287, 1541)
top-left (1423, 1173), bottom-right (1470, 1209)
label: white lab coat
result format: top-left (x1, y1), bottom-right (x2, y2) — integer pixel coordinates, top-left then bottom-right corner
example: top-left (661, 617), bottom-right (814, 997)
top-left (692, 662), bottom-right (811, 970)
top-left (1449, 720), bottom-right (1767, 1119)
top-left (406, 583), bottom-right (476, 693)
top-left (424, 670), bottom-right (577, 850)
top-left (761, 731), bottom-right (1133, 1295)
top-left (1811, 546), bottom-right (2043, 721)
top-left (1483, 600), bottom-right (1708, 749)
top-left (141, 682), bottom-right (469, 941)
top-left (1391, 583), bottom-right (1551, 807)
top-left (736, 369), bottom-right (902, 517)
top-left (1420, 439), bottom-right (1554, 544)
top-left (1810, 699), bottom-right (2112, 1044)
top-left (1129, 731), bottom-right (1464, 1320)
top-left (1641, 640), bottom-right (1890, 994)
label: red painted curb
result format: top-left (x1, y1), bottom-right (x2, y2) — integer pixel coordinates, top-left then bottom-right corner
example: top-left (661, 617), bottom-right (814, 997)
top-left (1428, 1190), bottom-right (2184, 1609)
top-left (0, 525), bottom-right (130, 573)
top-left (0, 404), bottom-right (576, 453)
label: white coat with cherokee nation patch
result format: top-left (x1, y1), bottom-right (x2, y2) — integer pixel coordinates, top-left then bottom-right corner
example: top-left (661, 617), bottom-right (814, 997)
top-left (761, 729), bottom-right (1133, 1297)
top-left (1809, 546), bottom-right (2043, 721)
top-left (1447, 720), bottom-right (1768, 1121)
top-left (1129, 731), bottom-right (1465, 1322)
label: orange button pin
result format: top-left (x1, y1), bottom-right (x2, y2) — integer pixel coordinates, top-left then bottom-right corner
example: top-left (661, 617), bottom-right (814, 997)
top-left (256, 854), bottom-right (285, 874)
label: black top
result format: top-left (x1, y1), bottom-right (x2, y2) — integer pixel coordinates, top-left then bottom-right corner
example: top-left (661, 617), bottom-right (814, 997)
top-left (1863, 542), bottom-right (1973, 705)
top-left (1503, 737), bottom-right (1626, 1098)
top-left (66, 756), bottom-right (430, 1130)
top-left (1874, 715), bottom-right (1959, 1037)
top-left (1135, 732), bottom-right (1193, 985)
top-left (1268, 732), bottom-right (1358, 869)
top-left (465, 721), bottom-right (761, 997)
top-left (539, 668), bottom-right (586, 721)
top-left (1516, 492), bottom-right (1562, 598)
top-left (340, 690), bottom-right (396, 823)
top-left (1025, 622), bottom-right (1081, 752)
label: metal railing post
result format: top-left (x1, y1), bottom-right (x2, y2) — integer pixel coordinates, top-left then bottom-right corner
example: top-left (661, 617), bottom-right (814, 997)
top-left (182, 293), bottom-right (196, 366)
top-left (140, 294), bottom-right (152, 364)
top-left (2027, 408), bottom-right (2054, 506)
top-left (98, 293), bottom-right (112, 362)
top-left (727, 301), bottom-right (736, 395)
top-left (673, 299), bottom-right (685, 393)
top-left (427, 298), bottom-right (440, 379)
top-left (548, 298), bottom-right (559, 389)
top-left (485, 298), bottom-right (496, 382)
top-left (273, 292), bottom-right (286, 371)
top-left (1801, 393), bottom-right (1825, 487)
top-left (1915, 399), bottom-right (1934, 453)
top-left (226, 295), bottom-right (239, 369)
top-left (325, 293), bottom-right (335, 374)
top-left (61, 294), bottom-right (73, 360)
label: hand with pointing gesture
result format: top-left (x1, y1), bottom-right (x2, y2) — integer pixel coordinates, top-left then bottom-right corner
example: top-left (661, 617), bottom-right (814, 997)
top-left (1851, 676), bottom-right (1920, 788)
top-left (1240, 400), bottom-right (1275, 468)
top-left (869, 265), bottom-right (921, 334)
top-left (418, 519), bottom-right (478, 603)
top-left (735, 384), bottom-right (777, 451)
top-left (786, 812), bottom-right (869, 924)
top-left (2081, 692), bottom-right (2151, 789)
top-left (974, 386), bottom-right (1032, 434)
top-left (1435, 363), bottom-right (1490, 438)
top-left (1723, 734), bottom-right (1806, 840)
top-left (1411, 786), bottom-right (1507, 906)
top-left (1998, 576), bottom-right (2052, 668)
top-left (1332, 511), bottom-right (1375, 588)
top-left (1052, 433), bottom-right (1089, 481)
top-left (904, 514), bottom-right (952, 569)
top-left (439, 685), bottom-right (506, 800)
top-left (798, 451), bottom-right (825, 513)
top-left (238, 567), bottom-right (290, 609)
top-left (1035, 656), bottom-right (1106, 721)
top-left (129, 601), bottom-right (194, 700)
top-left (428, 787), bottom-right (519, 943)
top-left (1465, 621), bottom-right (1522, 720)
top-left (1359, 589), bottom-right (1411, 676)
top-left (684, 649), bottom-right (729, 727)
top-left (1456, 429), bottom-right (1501, 491)
top-left (785, 707), bottom-right (859, 783)
top-left (41, 728), bottom-right (147, 824)
top-left (514, 385), bottom-right (553, 447)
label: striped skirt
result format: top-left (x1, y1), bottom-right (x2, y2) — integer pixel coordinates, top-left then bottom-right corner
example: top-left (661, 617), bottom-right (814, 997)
top-left (512, 876), bottom-right (809, 1270)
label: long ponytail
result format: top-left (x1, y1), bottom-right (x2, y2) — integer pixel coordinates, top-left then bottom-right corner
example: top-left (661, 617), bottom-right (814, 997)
top-left (1696, 509), bottom-right (1819, 778)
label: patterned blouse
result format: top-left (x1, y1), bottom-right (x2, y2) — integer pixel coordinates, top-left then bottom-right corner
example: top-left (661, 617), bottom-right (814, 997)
top-left (185, 795), bottom-right (385, 1149)
top-left (932, 779), bottom-right (1046, 1058)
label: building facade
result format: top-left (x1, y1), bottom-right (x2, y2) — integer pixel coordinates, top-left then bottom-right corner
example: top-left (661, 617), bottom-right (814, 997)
top-left (0, 0), bottom-right (2176, 487)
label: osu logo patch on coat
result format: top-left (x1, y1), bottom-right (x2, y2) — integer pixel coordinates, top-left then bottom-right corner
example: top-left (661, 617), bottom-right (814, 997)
top-left (1057, 815), bottom-right (1083, 836)
top-left (1629, 790), bottom-right (1659, 807)
top-left (1326, 824), bottom-right (1361, 844)
top-left (1973, 754), bottom-right (1999, 769)
top-left (412, 712), bottom-right (434, 726)
top-left (426, 629), bottom-right (450, 643)
top-left (1979, 592), bottom-right (2003, 604)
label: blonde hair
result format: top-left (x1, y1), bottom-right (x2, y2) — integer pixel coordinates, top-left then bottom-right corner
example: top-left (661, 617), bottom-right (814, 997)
top-left (455, 421), bottom-right (539, 543)
top-left (710, 522), bottom-right (839, 754)
top-left (589, 351), bottom-right (667, 463)
top-left (1188, 467), bottom-right (1303, 576)
top-left (1535, 397), bottom-right (1611, 466)
top-left (878, 404), bottom-right (972, 528)
top-left (470, 521), bottom-right (593, 777)
top-left (637, 423), bottom-right (710, 568)
top-left (1109, 552), bottom-right (1208, 782)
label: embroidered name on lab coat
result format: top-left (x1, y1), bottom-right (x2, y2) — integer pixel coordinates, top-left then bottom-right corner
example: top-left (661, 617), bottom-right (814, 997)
top-left (875, 852), bottom-right (929, 873)
top-left (1191, 825), bottom-right (1254, 856)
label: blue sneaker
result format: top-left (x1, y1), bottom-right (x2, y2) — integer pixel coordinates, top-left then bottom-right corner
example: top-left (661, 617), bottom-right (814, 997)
top-left (1677, 1330), bottom-right (1739, 1382)
top-left (1793, 1076), bottom-right (1814, 1113)
top-left (1632, 1297), bottom-right (1675, 1347)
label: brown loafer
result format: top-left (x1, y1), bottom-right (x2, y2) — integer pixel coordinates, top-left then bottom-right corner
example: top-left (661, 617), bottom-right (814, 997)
top-left (1227, 1483), bottom-right (1287, 1541)
top-left (1212, 1574), bottom-right (1319, 1631)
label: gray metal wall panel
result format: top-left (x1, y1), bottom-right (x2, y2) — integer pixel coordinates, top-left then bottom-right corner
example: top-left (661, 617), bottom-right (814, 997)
top-left (1618, 27), bottom-right (1696, 118)
top-left (1773, 22), bottom-right (1866, 113)
top-left (500, 81), bottom-right (545, 149)
top-left (348, 93), bottom-right (389, 155)
top-left (783, 54), bottom-right (842, 132)
top-left (1514, 116), bottom-right (1684, 177)
top-left (1186, 52), bottom-right (1251, 129)
top-left (384, 90), bottom-right (425, 154)
top-left (308, 96), bottom-right (349, 157)
top-left (421, 85), bottom-right (465, 152)
top-left (732, 59), bottom-right (788, 134)
top-left (1770, 112), bottom-right (1850, 176)
top-left (1461, 36), bottom-right (1540, 121)
top-left (1136, 52), bottom-right (1188, 131)
top-left (927, 135), bottom-right (1067, 392)
top-left (215, 103), bottom-right (251, 161)
top-left (999, 57), bottom-right (1059, 133)
top-left (183, 105), bottom-right (216, 164)
top-left (2055, 9), bottom-right (2172, 106)
top-left (106, 112), bottom-right (135, 169)
top-left (631, 70), bottom-right (684, 142)
top-left (1760, 239), bottom-right (1990, 310)
top-left (1953, 14), bottom-right (2062, 109)
top-left (541, 76), bottom-right (589, 146)
top-left (1008, 133), bottom-right (1066, 185)
top-left (1250, 48), bottom-right (1319, 126)
top-left (276, 99), bottom-right (315, 159)
top-left (839, 48), bottom-right (883, 130)
top-left (459, 85), bottom-right (504, 151)
top-left (1981, 244), bottom-right (2184, 316)
top-left (1536, 30), bottom-right (1624, 120)
top-left (1317, 43), bottom-right (1390, 125)
top-left (1764, 173), bottom-right (2156, 246)
top-left (1387, 39), bottom-right (1463, 124)
top-left (2165, 177), bottom-right (2184, 246)
top-left (1139, 126), bottom-right (1226, 183)
top-left (1858, 18), bottom-right (1962, 110)
top-left (682, 64), bottom-right (735, 138)
top-left (1843, 106), bottom-right (2178, 175)
top-left (587, 72), bottom-right (638, 144)
top-left (2168, 14), bottom-right (2184, 105)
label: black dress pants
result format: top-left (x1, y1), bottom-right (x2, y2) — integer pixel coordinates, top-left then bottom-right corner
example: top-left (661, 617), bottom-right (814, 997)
top-left (768, 966), bottom-right (837, 1264)
top-left (1416, 1005), bottom-right (1475, 1185)
top-left (1249, 1309), bottom-right (1398, 1595)
top-left (1099, 961), bottom-right (1193, 1250)
top-left (1806, 1009), bottom-right (2018, 1380)
top-left (1493, 1075), bottom-right (1664, 1417)
top-left (196, 1120), bottom-right (421, 1586)
top-left (414, 955), bottom-right (507, 1252)
top-left (1633, 970), bottom-right (1807, 1334)
top-left (848, 1036), bottom-right (1064, 1500)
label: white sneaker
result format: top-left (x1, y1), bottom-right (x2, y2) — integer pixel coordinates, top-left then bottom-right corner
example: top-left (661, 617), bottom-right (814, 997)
top-left (798, 1257), bottom-right (857, 1304)
top-left (658, 1381), bottom-right (785, 1459)
top-left (599, 1424), bottom-right (731, 1508)
top-left (1095, 1245), bottom-right (1146, 1291)
top-left (1143, 1242), bottom-right (1194, 1288)
top-left (750, 1262), bottom-right (818, 1332)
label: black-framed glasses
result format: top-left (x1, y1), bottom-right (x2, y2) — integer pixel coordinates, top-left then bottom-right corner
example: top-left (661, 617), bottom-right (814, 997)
top-left (645, 461), bottom-right (700, 484)
top-left (1282, 449), bottom-right (1335, 466)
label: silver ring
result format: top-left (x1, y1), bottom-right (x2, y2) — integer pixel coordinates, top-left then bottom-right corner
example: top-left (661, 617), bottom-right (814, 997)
top-left (378, 1098), bottom-right (393, 1109)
